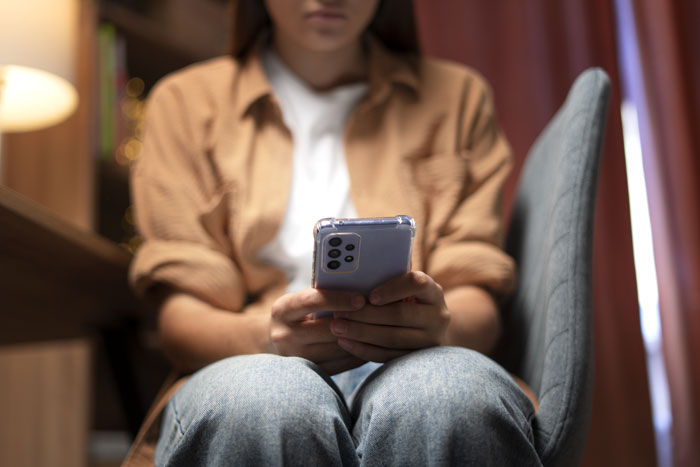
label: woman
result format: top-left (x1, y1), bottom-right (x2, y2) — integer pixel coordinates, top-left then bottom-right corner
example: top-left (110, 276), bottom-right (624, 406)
top-left (126, 0), bottom-right (539, 465)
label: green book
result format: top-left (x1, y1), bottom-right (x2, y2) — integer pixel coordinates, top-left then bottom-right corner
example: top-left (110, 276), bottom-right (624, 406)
top-left (98, 23), bottom-right (116, 161)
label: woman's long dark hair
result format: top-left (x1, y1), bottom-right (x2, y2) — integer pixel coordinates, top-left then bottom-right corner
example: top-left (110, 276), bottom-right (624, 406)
top-left (229, 0), bottom-right (420, 58)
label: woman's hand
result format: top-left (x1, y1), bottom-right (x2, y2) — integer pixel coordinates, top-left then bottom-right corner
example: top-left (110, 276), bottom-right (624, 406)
top-left (270, 287), bottom-right (367, 375)
top-left (329, 271), bottom-right (451, 363)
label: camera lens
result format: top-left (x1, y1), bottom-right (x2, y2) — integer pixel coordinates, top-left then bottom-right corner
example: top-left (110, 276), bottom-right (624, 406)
top-left (345, 244), bottom-right (355, 251)
top-left (344, 256), bottom-right (354, 263)
top-left (329, 237), bottom-right (342, 247)
top-left (328, 249), bottom-right (341, 258)
top-left (328, 260), bottom-right (340, 270)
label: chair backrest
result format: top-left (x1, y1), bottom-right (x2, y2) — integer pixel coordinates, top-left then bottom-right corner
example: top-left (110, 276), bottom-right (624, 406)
top-left (498, 68), bottom-right (611, 466)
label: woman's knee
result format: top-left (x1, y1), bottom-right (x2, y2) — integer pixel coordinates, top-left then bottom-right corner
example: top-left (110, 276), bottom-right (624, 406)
top-left (352, 347), bottom-right (541, 465)
top-left (354, 346), bottom-right (535, 439)
top-left (170, 354), bottom-right (347, 437)
top-left (157, 354), bottom-right (356, 465)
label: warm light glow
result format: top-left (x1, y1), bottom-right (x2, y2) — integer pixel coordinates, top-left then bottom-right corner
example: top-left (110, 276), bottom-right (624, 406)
top-left (0, 0), bottom-right (79, 132)
top-left (0, 65), bottom-right (78, 132)
top-left (126, 77), bottom-right (145, 98)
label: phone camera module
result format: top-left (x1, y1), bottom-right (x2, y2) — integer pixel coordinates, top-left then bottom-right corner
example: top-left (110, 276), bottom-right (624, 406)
top-left (329, 237), bottom-right (342, 247)
top-left (328, 260), bottom-right (341, 270)
top-left (328, 249), bottom-right (341, 259)
top-left (344, 256), bottom-right (354, 263)
top-left (345, 244), bottom-right (355, 251)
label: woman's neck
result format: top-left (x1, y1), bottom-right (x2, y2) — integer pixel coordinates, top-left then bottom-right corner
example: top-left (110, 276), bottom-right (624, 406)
top-left (271, 35), bottom-right (368, 91)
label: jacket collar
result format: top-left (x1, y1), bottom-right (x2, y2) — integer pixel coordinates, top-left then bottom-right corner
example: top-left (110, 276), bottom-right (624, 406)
top-left (233, 32), bottom-right (420, 118)
top-left (362, 34), bottom-right (419, 111)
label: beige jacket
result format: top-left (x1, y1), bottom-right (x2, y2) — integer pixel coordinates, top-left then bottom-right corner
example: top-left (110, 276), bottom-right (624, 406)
top-left (125, 37), bottom-right (516, 466)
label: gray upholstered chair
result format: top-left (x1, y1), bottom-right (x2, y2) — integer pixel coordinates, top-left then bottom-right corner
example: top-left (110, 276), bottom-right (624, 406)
top-left (496, 68), bottom-right (611, 466)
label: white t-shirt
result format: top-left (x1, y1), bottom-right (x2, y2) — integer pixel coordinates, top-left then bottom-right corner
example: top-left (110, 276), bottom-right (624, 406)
top-left (258, 47), bottom-right (368, 293)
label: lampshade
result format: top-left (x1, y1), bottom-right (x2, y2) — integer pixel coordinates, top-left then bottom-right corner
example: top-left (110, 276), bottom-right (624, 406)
top-left (0, 0), bottom-right (79, 132)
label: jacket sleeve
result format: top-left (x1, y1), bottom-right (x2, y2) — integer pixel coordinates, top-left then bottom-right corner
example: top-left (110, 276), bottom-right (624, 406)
top-left (424, 75), bottom-right (516, 299)
top-left (128, 78), bottom-right (246, 312)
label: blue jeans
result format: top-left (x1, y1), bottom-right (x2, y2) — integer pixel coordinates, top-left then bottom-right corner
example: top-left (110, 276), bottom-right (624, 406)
top-left (155, 347), bottom-right (540, 466)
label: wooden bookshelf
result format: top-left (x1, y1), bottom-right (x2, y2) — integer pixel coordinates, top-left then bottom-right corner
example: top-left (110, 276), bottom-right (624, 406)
top-left (95, 0), bottom-right (232, 246)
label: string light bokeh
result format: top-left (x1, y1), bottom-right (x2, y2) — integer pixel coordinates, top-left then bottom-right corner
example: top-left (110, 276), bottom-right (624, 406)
top-left (115, 76), bottom-right (145, 254)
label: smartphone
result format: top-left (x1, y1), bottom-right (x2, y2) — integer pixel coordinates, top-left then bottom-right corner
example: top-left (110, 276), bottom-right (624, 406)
top-left (312, 215), bottom-right (416, 297)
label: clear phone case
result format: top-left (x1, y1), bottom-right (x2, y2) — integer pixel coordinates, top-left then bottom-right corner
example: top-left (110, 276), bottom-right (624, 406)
top-left (312, 215), bottom-right (416, 297)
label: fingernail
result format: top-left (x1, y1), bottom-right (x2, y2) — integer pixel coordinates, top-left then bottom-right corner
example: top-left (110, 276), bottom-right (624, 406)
top-left (352, 296), bottom-right (365, 308)
top-left (337, 338), bottom-right (352, 349)
top-left (369, 292), bottom-right (380, 305)
top-left (332, 320), bottom-right (348, 335)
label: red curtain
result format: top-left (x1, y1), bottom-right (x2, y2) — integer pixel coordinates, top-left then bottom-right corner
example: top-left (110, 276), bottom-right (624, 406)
top-left (631, 0), bottom-right (700, 464)
top-left (414, 1), bottom-right (657, 465)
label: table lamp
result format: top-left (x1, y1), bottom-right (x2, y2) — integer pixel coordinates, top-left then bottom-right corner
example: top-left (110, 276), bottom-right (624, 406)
top-left (0, 0), bottom-right (79, 178)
